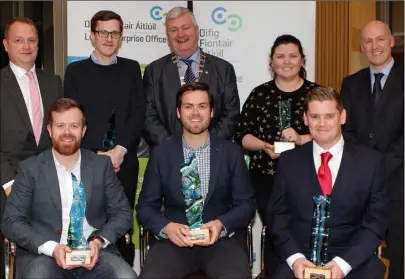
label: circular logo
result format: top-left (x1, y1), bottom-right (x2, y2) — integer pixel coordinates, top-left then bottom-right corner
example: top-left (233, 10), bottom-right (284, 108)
top-left (150, 6), bottom-right (163, 20)
top-left (227, 14), bottom-right (242, 31)
top-left (211, 7), bottom-right (227, 25)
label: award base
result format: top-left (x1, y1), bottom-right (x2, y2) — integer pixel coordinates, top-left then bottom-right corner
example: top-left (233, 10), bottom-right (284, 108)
top-left (189, 228), bottom-right (210, 244)
top-left (304, 267), bottom-right (331, 279)
top-left (66, 250), bottom-right (91, 265)
top-left (274, 141), bottom-right (295, 154)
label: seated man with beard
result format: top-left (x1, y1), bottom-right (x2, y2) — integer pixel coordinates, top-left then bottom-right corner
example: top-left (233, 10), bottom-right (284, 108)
top-left (1, 98), bottom-right (137, 279)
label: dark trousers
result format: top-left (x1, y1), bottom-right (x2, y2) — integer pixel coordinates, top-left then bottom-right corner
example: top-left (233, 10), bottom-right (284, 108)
top-left (116, 151), bottom-right (139, 266)
top-left (139, 233), bottom-right (251, 279)
top-left (1, 190), bottom-right (6, 279)
top-left (270, 255), bottom-right (386, 279)
top-left (251, 174), bottom-right (279, 276)
top-left (386, 200), bottom-right (404, 279)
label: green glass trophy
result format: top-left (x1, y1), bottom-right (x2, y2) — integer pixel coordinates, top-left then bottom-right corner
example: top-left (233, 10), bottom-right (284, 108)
top-left (181, 154), bottom-right (209, 244)
top-left (66, 174), bottom-right (90, 265)
top-left (304, 195), bottom-right (332, 279)
top-left (274, 100), bottom-right (295, 153)
top-left (102, 110), bottom-right (116, 151)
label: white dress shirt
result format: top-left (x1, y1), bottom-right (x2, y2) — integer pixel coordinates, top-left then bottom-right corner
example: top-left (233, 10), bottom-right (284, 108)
top-left (37, 150), bottom-right (110, 257)
top-left (2, 62), bottom-right (44, 191)
top-left (286, 136), bottom-right (353, 276)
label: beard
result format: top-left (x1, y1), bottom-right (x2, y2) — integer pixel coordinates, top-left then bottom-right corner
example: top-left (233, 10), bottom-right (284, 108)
top-left (180, 117), bottom-right (210, 135)
top-left (52, 134), bottom-right (81, 156)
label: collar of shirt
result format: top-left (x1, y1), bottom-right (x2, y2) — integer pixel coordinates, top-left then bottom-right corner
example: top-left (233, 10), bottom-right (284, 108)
top-left (9, 62), bottom-right (36, 79)
top-left (90, 51), bottom-right (118, 66)
top-left (52, 149), bottom-right (82, 178)
top-left (313, 135), bottom-right (344, 159)
top-left (369, 57), bottom-right (394, 89)
top-left (182, 134), bottom-right (210, 155)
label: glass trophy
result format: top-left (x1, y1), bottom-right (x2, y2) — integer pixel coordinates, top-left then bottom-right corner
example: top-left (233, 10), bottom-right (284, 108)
top-left (181, 154), bottom-right (209, 244)
top-left (274, 100), bottom-right (295, 153)
top-left (66, 175), bottom-right (90, 265)
top-left (304, 195), bottom-right (332, 279)
top-left (102, 109), bottom-right (116, 151)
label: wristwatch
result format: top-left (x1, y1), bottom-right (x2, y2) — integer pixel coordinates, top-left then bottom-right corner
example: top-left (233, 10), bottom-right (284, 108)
top-left (90, 236), bottom-right (105, 247)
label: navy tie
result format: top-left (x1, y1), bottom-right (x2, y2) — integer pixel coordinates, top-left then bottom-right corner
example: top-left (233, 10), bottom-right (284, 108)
top-left (372, 73), bottom-right (384, 106)
top-left (183, 60), bottom-right (196, 83)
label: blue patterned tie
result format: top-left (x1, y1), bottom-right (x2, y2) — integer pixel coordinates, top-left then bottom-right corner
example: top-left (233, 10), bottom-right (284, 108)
top-left (67, 173), bottom-right (88, 249)
top-left (183, 60), bottom-right (196, 83)
top-left (181, 153), bottom-right (203, 229)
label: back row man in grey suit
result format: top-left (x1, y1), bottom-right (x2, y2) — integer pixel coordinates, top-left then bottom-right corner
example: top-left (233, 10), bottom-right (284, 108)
top-left (0, 17), bottom-right (62, 278)
top-left (143, 6), bottom-right (240, 148)
top-left (1, 98), bottom-right (137, 279)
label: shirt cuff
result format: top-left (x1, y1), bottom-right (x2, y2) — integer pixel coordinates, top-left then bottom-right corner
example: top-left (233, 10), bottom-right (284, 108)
top-left (158, 228), bottom-right (168, 239)
top-left (116, 145), bottom-right (127, 155)
top-left (286, 253), bottom-right (306, 269)
top-left (38, 241), bottom-right (59, 257)
top-left (333, 256), bottom-right (352, 276)
top-left (100, 236), bottom-right (111, 248)
top-left (3, 180), bottom-right (14, 190)
top-left (219, 225), bottom-right (228, 238)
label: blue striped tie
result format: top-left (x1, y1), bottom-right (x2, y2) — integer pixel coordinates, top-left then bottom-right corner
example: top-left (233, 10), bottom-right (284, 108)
top-left (183, 59), bottom-right (196, 83)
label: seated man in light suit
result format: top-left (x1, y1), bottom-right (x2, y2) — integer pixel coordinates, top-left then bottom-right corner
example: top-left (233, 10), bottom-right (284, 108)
top-left (1, 98), bottom-right (137, 279)
top-left (136, 82), bottom-right (256, 279)
top-left (267, 86), bottom-right (389, 279)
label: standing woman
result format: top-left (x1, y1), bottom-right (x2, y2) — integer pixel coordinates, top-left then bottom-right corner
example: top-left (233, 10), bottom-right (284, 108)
top-left (234, 34), bottom-right (319, 275)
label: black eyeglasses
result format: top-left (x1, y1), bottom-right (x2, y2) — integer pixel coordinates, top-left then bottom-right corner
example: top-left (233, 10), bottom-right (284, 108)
top-left (94, 30), bottom-right (122, 39)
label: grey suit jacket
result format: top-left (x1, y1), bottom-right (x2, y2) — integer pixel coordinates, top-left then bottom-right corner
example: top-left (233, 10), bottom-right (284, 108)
top-left (143, 51), bottom-right (240, 147)
top-left (1, 148), bottom-right (132, 272)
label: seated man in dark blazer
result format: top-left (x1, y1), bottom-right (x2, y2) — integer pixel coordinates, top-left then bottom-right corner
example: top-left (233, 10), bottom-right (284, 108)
top-left (143, 6), bottom-right (240, 148)
top-left (267, 86), bottom-right (389, 279)
top-left (136, 82), bottom-right (256, 279)
top-left (1, 98), bottom-right (137, 279)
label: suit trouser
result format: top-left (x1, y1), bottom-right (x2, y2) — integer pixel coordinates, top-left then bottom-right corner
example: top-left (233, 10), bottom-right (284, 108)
top-left (1, 190), bottom-right (6, 278)
top-left (251, 175), bottom-right (278, 276)
top-left (270, 255), bottom-right (386, 279)
top-left (116, 151), bottom-right (139, 266)
top-left (139, 233), bottom-right (251, 279)
top-left (386, 200), bottom-right (404, 279)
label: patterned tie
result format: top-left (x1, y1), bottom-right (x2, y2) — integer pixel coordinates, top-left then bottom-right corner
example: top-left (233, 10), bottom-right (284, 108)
top-left (67, 173), bottom-right (88, 249)
top-left (183, 59), bottom-right (196, 83)
top-left (181, 153), bottom-right (203, 229)
top-left (318, 152), bottom-right (333, 195)
top-left (372, 73), bottom-right (384, 106)
top-left (26, 71), bottom-right (43, 145)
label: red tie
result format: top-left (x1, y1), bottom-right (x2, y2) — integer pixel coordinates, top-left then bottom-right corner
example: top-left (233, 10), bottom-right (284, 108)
top-left (318, 152), bottom-right (333, 195)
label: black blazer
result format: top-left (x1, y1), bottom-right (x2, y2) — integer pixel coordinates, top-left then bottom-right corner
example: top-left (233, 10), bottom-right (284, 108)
top-left (340, 62), bottom-right (404, 200)
top-left (136, 135), bottom-right (256, 236)
top-left (143, 52), bottom-right (240, 147)
top-left (267, 142), bottom-right (389, 271)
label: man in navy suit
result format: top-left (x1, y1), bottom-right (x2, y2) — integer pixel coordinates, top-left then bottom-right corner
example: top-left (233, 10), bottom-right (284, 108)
top-left (267, 86), bottom-right (389, 279)
top-left (136, 82), bottom-right (255, 279)
top-left (340, 20), bottom-right (403, 279)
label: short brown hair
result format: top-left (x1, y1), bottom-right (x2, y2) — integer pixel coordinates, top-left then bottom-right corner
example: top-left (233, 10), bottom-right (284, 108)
top-left (91, 10), bottom-right (123, 33)
top-left (4, 17), bottom-right (38, 39)
top-left (49, 98), bottom-right (86, 125)
top-left (176, 82), bottom-right (214, 109)
top-left (304, 86), bottom-right (344, 112)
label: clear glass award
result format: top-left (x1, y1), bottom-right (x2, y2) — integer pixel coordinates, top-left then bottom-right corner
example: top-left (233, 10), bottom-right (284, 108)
top-left (274, 100), bottom-right (295, 153)
top-left (181, 154), bottom-right (209, 244)
top-left (66, 175), bottom-right (90, 265)
top-left (102, 109), bottom-right (116, 151)
top-left (304, 195), bottom-right (332, 279)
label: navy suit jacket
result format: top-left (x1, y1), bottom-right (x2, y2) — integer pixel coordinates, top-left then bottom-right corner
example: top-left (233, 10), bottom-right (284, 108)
top-left (267, 141), bottom-right (389, 270)
top-left (340, 63), bottom-right (404, 200)
top-left (136, 136), bottom-right (256, 236)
